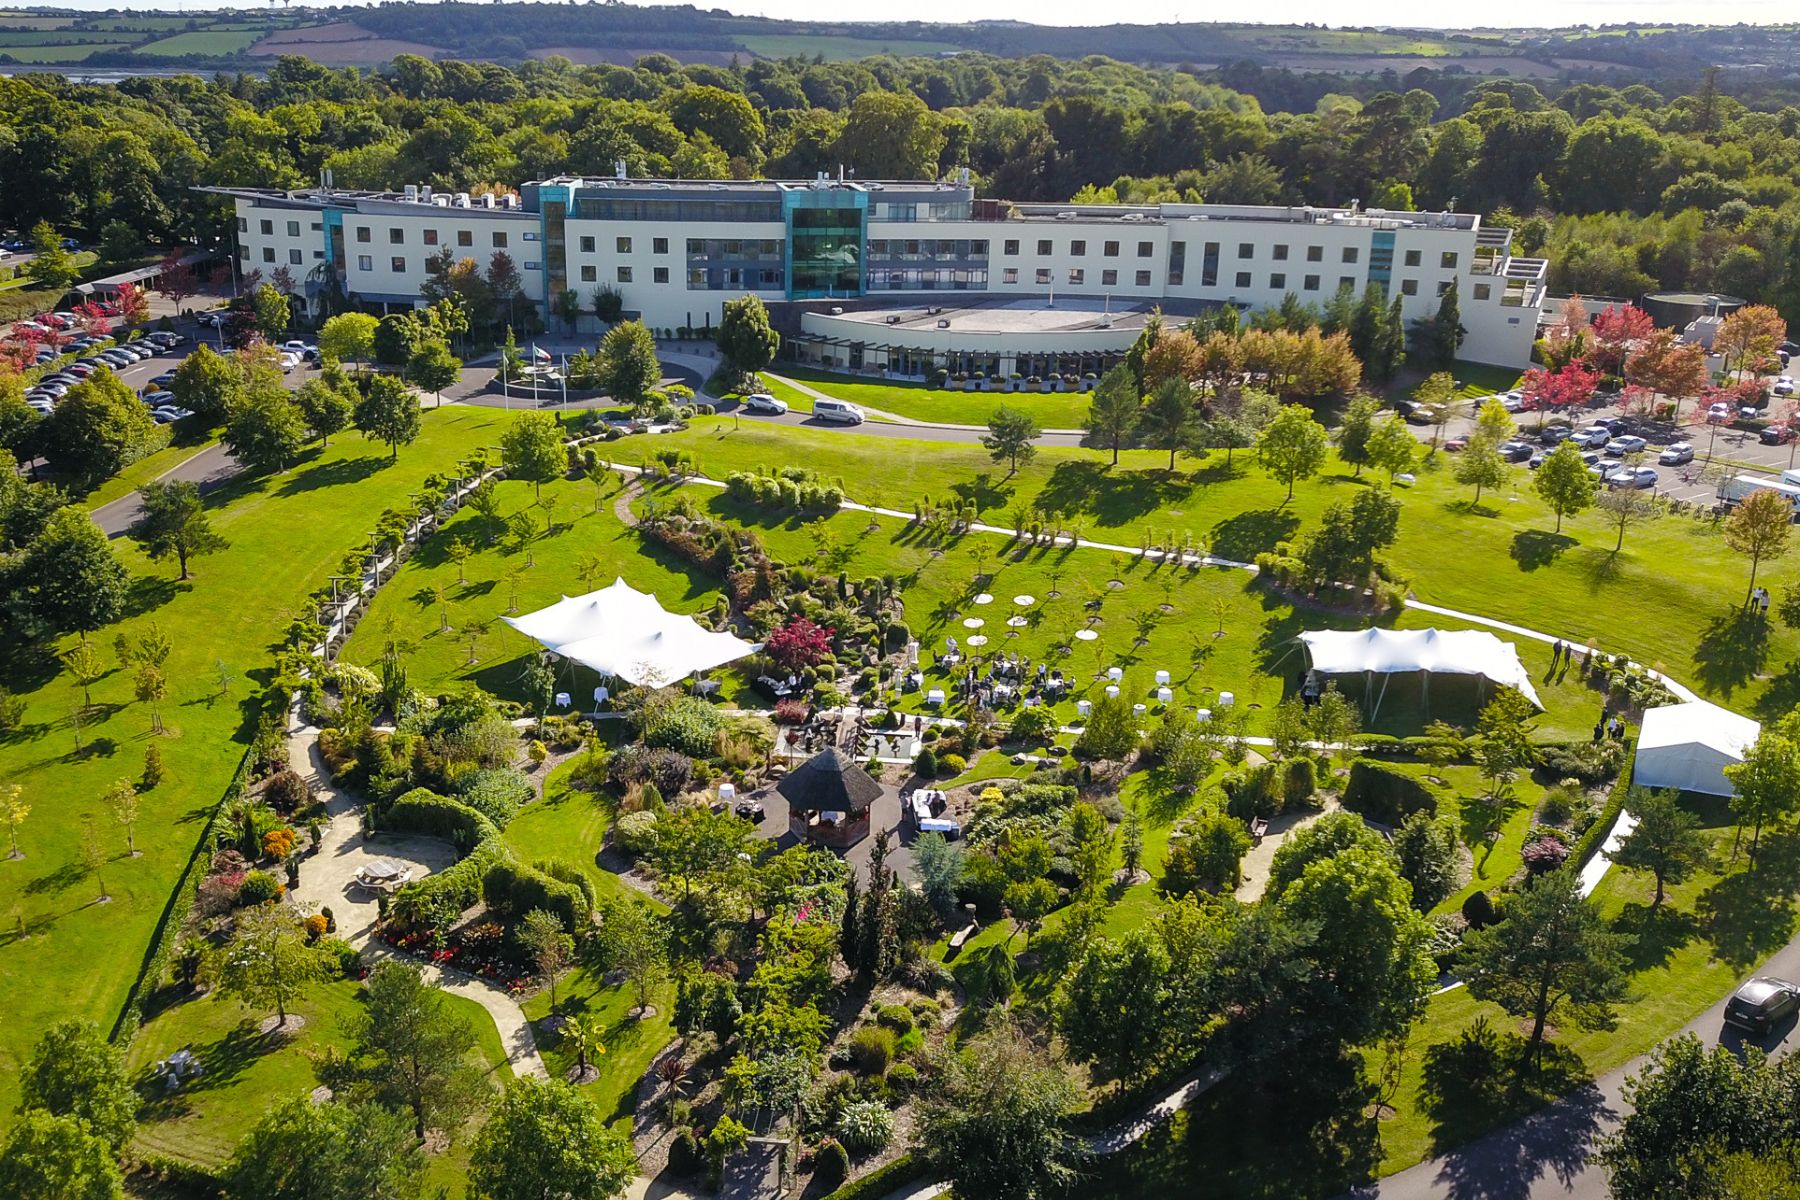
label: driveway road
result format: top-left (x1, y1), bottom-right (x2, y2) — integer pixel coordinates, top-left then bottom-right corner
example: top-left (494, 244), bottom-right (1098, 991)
top-left (90, 441), bottom-right (242, 537)
top-left (1344, 935), bottom-right (1800, 1200)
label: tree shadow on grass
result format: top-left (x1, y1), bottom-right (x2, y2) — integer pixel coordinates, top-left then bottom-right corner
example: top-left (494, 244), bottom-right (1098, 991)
top-left (123, 574), bottom-right (187, 619)
top-left (1751, 659), bottom-right (1800, 721)
top-left (134, 1013), bottom-right (269, 1121)
top-left (1697, 828), bottom-right (1800, 969)
top-left (1691, 608), bottom-right (1770, 698)
top-left (1418, 1018), bottom-right (1604, 1180)
top-left (1509, 530), bottom-right (1576, 572)
top-left (274, 452), bottom-right (388, 496)
top-left (1611, 901), bottom-right (1700, 973)
top-left (1443, 498), bottom-right (1502, 520)
top-left (1210, 509), bottom-right (1301, 564)
top-left (1034, 461), bottom-right (1192, 528)
top-left (949, 471), bottom-right (1013, 514)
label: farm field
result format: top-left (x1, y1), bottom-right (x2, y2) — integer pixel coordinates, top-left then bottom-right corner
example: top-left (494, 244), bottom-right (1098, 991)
top-left (136, 30), bottom-right (263, 56)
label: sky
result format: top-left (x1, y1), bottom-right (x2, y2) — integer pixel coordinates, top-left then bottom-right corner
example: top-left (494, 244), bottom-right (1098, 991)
top-left (38, 0), bottom-right (1800, 24)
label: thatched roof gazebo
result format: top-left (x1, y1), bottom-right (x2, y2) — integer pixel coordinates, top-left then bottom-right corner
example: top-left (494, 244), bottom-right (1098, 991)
top-left (778, 747), bottom-right (882, 848)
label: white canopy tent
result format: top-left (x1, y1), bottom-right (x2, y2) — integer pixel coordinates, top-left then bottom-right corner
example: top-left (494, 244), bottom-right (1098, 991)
top-left (1298, 627), bottom-right (1542, 717)
top-left (503, 577), bottom-right (759, 688)
top-left (1635, 700), bottom-right (1760, 797)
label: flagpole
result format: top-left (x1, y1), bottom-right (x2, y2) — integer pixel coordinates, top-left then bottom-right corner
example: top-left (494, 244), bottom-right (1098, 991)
top-left (561, 353), bottom-right (568, 418)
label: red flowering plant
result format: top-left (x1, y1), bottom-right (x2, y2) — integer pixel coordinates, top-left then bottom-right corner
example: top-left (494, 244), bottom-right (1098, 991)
top-left (766, 617), bottom-right (834, 672)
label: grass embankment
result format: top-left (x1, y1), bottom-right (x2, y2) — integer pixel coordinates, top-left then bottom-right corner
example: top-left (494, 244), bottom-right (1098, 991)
top-left (774, 366), bottom-right (1092, 427)
top-left (0, 406), bottom-right (509, 1121)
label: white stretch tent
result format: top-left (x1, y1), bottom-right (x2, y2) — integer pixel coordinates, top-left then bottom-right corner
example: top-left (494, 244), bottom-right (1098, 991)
top-left (503, 578), bottom-right (759, 688)
top-left (1298, 627), bottom-right (1543, 713)
top-left (1635, 700), bottom-right (1760, 797)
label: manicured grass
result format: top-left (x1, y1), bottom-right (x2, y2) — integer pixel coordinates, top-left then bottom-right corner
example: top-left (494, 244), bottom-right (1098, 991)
top-left (0, 406), bottom-right (511, 1124)
top-left (502, 758), bottom-right (662, 911)
top-left (520, 966), bottom-right (677, 1129)
top-left (126, 978), bottom-right (510, 1171)
top-left (135, 29), bottom-right (261, 55)
top-left (653, 419), bottom-right (1800, 722)
top-left (334, 466), bottom-right (733, 708)
top-left (776, 366), bottom-right (1092, 428)
top-left (0, 40), bottom-right (133, 60)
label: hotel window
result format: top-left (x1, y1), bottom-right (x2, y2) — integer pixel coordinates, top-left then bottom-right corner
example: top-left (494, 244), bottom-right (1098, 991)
top-left (389, 227), bottom-right (404, 244)
top-left (239, 245), bottom-right (248, 260)
top-left (1003, 268), bottom-right (1019, 284)
top-left (1306, 245), bottom-right (1322, 262)
top-left (1340, 275), bottom-right (1356, 291)
top-left (1401, 279), bottom-right (1418, 296)
top-left (1004, 239), bottom-right (1019, 255)
top-left (355, 226), bottom-right (370, 243)
top-left (1441, 252), bottom-right (1459, 269)
top-left (1235, 271), bottom-right (1251, 288)
top-left (1137, 241), bottom-right (1153, 257)
top-left (1071, 240), bottom-right (1086, 256)
top-left (1303, 274), bottom-right (1320, 291)
top-left (391, 257), bottom-right (405, 272)
top-left (1104, 240), bottom-right (1120, 256)
top-left (579, 265), bottom-right (596, 282)
top-left (653, 266), bottom-right (669, 283)
top-left (1238, 242), bottom-right (1254, 258)
top-left (1270, 273), bottom-right (1286, 289)
top-left (1341, 246), bottom-right (1358, 263)
top-left (289, 249), bottom-right (302, 265)
top-left (311, 222), bottom-right (322, 231)
top-left (1069, 268), bottom-right (1084, 285)
top-left (1035, 268), bottom-right (1052, 284)
top-left (358, 255), bottom-right (372, 271)
top-left (579, 236), bottom-right (595, 253)
top-left (1404, 249), bottom-right (1421, 267)
top-left (1273, 244), bottom-right (1289, 261)
top-left (1201, 241), bottom-right (1219, 287)
top-left (260, 219), bottom-right (272, 235)
top-left (1167, 240), bottom-right (1185, 286)
top-left (237, 217), bottom-right (248, 233)
top-left (457, 230), bottom-right (472, 247)
top-left (654, 237), bottom-right (668, 253)
top-left (262, 247), bottom-right (274, 262)
top-left (1474, 283), bottom-right (1492, 300)
top-left (286, 220), bottom-right (300, 237)
top-left (688, 268), bottom-right (707, 287)
top-left (618, 266), bottom-right (632, 283)
top-left (1439, 281), bottom-right (1454, 296)
top-left (1102, 269), bottom-right (1117, 286)
top-left (492, 232), bottom-right (507, 248)
top-left (423, 229), bottom-right (438, 246)
top-left (1135, 269), bottom-right (1151, 286)
top-left (1036, 239), bottom-right (1052, 256)
top-left (617, 237), bottom-right (632, 254)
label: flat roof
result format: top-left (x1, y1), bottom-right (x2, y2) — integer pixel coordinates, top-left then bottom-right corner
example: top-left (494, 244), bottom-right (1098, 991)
top-left (824, 297), bottom-right (1155, 336)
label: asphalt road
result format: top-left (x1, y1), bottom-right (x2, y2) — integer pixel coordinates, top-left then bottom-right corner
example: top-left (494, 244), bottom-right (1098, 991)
top-left (1344, 939), bottom-right (1800, 1200)
top-left (90, 441), bottom-right (241, 537)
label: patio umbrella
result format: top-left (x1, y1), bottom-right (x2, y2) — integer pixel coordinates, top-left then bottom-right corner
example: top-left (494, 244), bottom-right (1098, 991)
top-left (967, 635), bottom-right (988, 646)
top-left (963, 617), bottom-right (985, 629)
top-left (1014, 595), bottom-right (1036, 606)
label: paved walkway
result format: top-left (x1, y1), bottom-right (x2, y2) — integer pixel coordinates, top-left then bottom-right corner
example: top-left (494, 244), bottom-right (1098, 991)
top-left (282, 720), bottom-right (548, 1078)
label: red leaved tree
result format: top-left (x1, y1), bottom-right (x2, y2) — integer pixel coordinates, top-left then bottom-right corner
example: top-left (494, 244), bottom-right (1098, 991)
top-left (1589, 303), bottom-right (1654, 375)
top-left (1541, 295), bottom-right (1590, 369)
top-left (155, 252), bottom-right (196, 311)
top-left (115, 281), bottom-right (150, 326)
top-left (74, 300), bottom-right (110, 338)
top-left (765, 617), bottom-right (834, 672)
top-left (1520, 362), bottom-right (1602, 417)
top-left (1624, 328), bottom-right (1709, 420)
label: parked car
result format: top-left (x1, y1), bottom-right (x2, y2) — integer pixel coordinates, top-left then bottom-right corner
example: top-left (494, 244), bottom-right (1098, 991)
top-left (1659, 443), bottom-right (1696, 465)
top-left (1574, 427), bottom-right (1611, 449)
top-left (1707, 402), bottom-right (1733, 421)
top-left (741, 392), bottom-right (788, 415)
top-left (1498, 440), bottom-right (1534, 462)
top-left (812, 398), bottom-right (865, 425)
top-left (280, 340), bottom-right (319, 361)
top-left (141, 390), bottom-right (175, 406)
top-left (32, 381), bottom-right (67, 398)
top-left (149, 370), bottom-right (177, 388)
top-left (1762, 425), bottom-right (1796, 445)
top-left (1589, 461), bottom-right (1622, 482)
top-left (1404, 403), bottom-right (1443, 426)
top-left (26, 397), bottom-right (53, 415)
top-left (1443, 435), bottom-right (1469, 452)
top-left (64, 362), bottom-right (94, 378)
top-left (1541, 425), bottom-right (1573, 445)
top-left (1500, 390), bottom-right (1525, 412)
top-left (1527, 452), bottom-right (1547, 470)
top-left (151, 406), bottom-right (192, 424)
top-left (1604, 436), bottom-right (1648, 457)
top-left (1774, 376), bottom-right (1796, 397)
top-left (1724, 977), bottom-right (1800, 1035)
top-left (1610, 466), bottom-right (1658, 490)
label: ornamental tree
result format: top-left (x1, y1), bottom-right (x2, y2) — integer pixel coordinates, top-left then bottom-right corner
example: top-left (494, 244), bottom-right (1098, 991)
top-left (346, 960), bottom-right (486, 1143)
top-left (404, 337), bottom-right (461, 408)
top-left (1589, 302), bottom-right (1654, 375)
top-left (1257, 402), bottom-right (1329, 499)
top-left (217, 903), bottom-right (325, 1030)
top-left (982, 405), bottom-right (1041, 476)
top-left (1613, 789), bottom-right (1710, 909)
top-left (715, 293), bottom-right (780, 385)
top-left (1520, 361), bottom-right (1602, 417)
top-left (500, 410), bottom-right (565, 500)
top-left (355, 374), bottom-right (421, 462)
top-left (19, 1018), bottom-right (137, 1150)
top-left (469, 1079), bottom-right (636, 1200)
top-left (1082, 365), bottom-right (1140, 465)
top-left (129, 479), bottom-right (228, 579)
top-left (1723, 487), bottom-right (1792, 602)
top-left (765, 617), bottom-right (833, 672)
top-left (1533, 440), bottom-right (1599, 532)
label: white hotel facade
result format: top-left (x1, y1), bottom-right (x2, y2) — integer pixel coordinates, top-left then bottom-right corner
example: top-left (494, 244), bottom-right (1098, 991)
top-left (209, 173), bottom-right (1546, 373)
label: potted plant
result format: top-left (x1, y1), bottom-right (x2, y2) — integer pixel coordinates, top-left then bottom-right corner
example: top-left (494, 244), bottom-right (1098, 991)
top-left (1010, 372), bottom-right (1024, 391)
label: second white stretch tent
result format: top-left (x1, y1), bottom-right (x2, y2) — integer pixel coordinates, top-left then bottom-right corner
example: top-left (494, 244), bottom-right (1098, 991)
top-left (504, 577), bottom-right (759, 687)
top-left (1635, 699), bottom-right (1760, 797)
top-left (1298, 627), bottom-right (1542, 716)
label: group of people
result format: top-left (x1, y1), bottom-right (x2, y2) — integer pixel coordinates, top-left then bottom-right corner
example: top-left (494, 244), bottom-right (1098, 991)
top-left (955, 651), bottom-right (1069, 712)
top-left (1750, 586), bottom-right (1773, 616)
top-left (1592, 712), bottom-right (1628, 742)
top-left (1548, 639), bottom-right (1589, 673)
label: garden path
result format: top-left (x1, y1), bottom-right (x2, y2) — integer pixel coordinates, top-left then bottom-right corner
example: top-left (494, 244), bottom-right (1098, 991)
top-left (283, 720), bottom-right (549, 1079)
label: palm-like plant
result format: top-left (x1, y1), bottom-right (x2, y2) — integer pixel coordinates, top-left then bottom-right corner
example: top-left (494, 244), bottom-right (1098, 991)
top-left (564, 1012), bottom-right (606, 1081)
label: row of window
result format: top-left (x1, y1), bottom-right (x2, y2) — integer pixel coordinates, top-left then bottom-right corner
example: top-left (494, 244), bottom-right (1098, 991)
top-left (998, 267), bottom-right (1154, 287)
top-left (578, 265), bottom-right (671, 284)
top-left (245, 217), bottom-right (324, 237)
top-left (570, 198), bottom-right (782, 223)
top-left (869, 268), bottom-right (989, 289)
top-left (867, 239), bottom-right (990, 259)
top-left (574, 235), bottom-right (670, 255)
top-left (1001, 238), bottom-right (1156, 258)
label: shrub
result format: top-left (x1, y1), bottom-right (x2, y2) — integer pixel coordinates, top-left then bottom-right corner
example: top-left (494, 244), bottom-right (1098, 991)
top-left (836, 1099), bottom-right (895, 1155)
top-left (886, 1062), bottom-right (919, 1095)
top-left (1340, 759), bottom-right (1445, 825)
top-left (1521, 834), bottom-right (1571, 875)
top-left (668, 1127), bottom-right (703, 1176)
top-left (608, 745), bottom-right (694, 796)
top-left (237, 870), bottom-right (280, 906)
top-left (1539, 739), bottom-right (1626, 785)
top-left (913, 747), bottom-right (937, 777)
top-left (813, 1138), bottom-right (850, 1190)
top-left (875, 1003), bottom-right (915, 1034)
top-left (1009, 706), bottom-right (1059, 745)
top-left (481, 859), bottom-right (588, 931)
top-left (615, 810), bottom-right (659, 856)
top-left (1462, 889), bottom-right (1498, 929)
top-left (263, 768), bottom-right (310, 812)
top-left (262, 827), bottom-right (297, 860)
top-left (640, 695), bottom-right (728, 757)
top-left (938, 753), bottom-right (966, 776)
top-left (142, 743), bottom-right (165, 788)
top-left (455, 768), bottom-right (533, 828)
top-left (848, 1025), bottom-right (895, 1076)
top-left (318, 936), bottom-right (363, 978)
top-left (1538, 778), bottom-right (1588, 826)
top-left (382, 788), bottom-right (500, 852)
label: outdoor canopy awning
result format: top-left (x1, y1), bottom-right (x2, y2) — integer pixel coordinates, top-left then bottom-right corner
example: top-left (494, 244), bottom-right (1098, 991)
top-left (1298, 627), bottom-right (1542, 709)
top-left (1634, 699), bottom-right (1760, 797)
top-left (503, 577), bottom-right (759, 688)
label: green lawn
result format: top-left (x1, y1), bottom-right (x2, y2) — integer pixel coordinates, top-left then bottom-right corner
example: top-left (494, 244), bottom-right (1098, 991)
top-left (775, 366), bottom-right (1092, 428)
top-left (80, 435), bottom-right (218, 511)
top-left (503, 758), bottom-right (663, 911)
top-left (0, 406), bottom-right (511, 1124)
top-left (135, 29), bottom-right (261, 55)
top-left (126, 979), bottom-right (510, 1172)
top-left (0, 40), bottom-right (133, 60)
top-left (652, 419), bottom-right (1800, 723)
top-left (520, 966), bottom-right (677, 1130)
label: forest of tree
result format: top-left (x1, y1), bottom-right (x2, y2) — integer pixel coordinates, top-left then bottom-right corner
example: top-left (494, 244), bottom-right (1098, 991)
top-left (5, 49), bottom-right (1800, 319)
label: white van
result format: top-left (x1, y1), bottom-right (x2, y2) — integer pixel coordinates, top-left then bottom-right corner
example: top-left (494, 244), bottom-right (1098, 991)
top-left (813, 398), bottom-right (865, 425)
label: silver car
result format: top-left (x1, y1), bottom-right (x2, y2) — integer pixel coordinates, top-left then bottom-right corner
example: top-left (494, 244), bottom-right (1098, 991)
top-left (1609, 466), bottom-right (1658, 490)
top-left (1659, 443), bottom-right (1695, 466)
top-left (1604, 436), bottom-right (1648, 458)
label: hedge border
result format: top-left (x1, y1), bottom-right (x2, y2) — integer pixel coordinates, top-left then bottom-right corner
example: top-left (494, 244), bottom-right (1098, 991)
top-left (110, 746), bottom-right (252, 1044)
top-left (819, 1152), bottom-right (925, 1200)
top-left (1572, 743), bottom-right (1636, 869)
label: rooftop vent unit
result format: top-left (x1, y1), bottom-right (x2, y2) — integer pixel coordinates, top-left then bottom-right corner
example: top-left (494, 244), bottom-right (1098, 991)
top-left (1120, 212), bottom-right (1145, 222)
top-left (480, 194), bottom-right (496, 209)
top-left (403, 184), bottom-right (419, 202)
top-left (500, 194), bottom-right (519, 209)
top-left (1055, 211), bottom-right (1077, 220)
top-left (453, 192), bottom-right (470, 208)
top-left (885, 314), bottom-right (901, 324)
top-left (420, 186), bottom-right (433, 203)
top-left (614, 159), bottom-right (628, 180)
